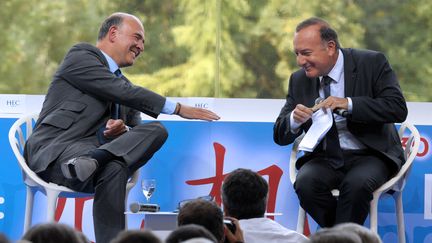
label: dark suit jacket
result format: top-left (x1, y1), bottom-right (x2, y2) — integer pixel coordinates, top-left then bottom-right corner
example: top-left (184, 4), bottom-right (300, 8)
top-left (24, 43), bottom-right (166, 173)
top-left (274, 48), bottom-right (407, 174)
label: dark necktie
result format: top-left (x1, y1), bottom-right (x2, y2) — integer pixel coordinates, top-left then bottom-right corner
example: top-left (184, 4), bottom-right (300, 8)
top-left (111, 69), bottom-right (122, 119)
top-left (97, 69), bottom-right (122, 144)
top-left (322, 76), bottom-right (343, 169)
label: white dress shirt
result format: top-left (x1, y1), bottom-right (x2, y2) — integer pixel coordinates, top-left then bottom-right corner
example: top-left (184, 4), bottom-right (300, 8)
top-left (239, 217), bottom-right (309, 243)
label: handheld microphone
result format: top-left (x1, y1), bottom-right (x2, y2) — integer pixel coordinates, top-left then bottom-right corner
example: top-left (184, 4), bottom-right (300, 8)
top-left (333, 109), bottom-right (348, 117)
top-left (129, 202), bottom-right (160, 213)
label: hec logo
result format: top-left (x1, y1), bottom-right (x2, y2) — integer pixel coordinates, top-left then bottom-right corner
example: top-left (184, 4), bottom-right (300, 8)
top-left (5, 100), bottom-right (21, 107)
top-left (194, 103), bottom-right (209, 109)
top-left (0, 95), bottom-right (26, 113)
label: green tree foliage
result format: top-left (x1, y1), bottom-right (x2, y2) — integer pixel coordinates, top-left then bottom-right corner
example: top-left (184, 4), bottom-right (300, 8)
top-left (0, 0), bottom-right (430, 101)
top-left (132, 0), bottom-right (364, 98)
top-left (0, 0), bottom-right (117, 93)
top-left (357, 0), bottom-right (432, 101)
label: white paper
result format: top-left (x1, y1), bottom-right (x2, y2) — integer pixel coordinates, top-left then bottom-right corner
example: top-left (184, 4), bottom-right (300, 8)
top-left (298, 108), bottom-right (333, 152)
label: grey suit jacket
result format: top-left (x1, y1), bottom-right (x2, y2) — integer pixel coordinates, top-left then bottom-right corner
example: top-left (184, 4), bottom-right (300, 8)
top-left (274, 48), bottom-right (408, 174)
top-left (24, 43), bottom-right (166, 173)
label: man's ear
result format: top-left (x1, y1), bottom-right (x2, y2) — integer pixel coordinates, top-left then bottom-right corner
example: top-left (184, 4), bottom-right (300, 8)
top-left (222, 201), bottom-right (229, 215)
top-left (327, 40), bottom-right (337, 54)
top-left (108, 25), bottom-right (119, 43)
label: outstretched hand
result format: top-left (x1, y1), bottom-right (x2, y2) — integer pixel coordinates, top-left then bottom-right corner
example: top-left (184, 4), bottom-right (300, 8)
top-left (177, 104), bottom-right (220, 121)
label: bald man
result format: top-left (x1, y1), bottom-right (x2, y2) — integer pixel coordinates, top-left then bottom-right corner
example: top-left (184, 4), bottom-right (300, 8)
top-left (25, 12), bottom-right (219, 242)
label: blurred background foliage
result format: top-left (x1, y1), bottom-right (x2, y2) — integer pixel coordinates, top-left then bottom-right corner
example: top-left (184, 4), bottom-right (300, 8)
top-left (0, 0), bottom-right (430, 101)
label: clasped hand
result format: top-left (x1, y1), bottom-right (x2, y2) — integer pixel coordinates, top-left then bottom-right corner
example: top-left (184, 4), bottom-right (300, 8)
top-left (103, 119), bottom-right (128, 138)
top-left (292, 96), bottom-right (348, 124)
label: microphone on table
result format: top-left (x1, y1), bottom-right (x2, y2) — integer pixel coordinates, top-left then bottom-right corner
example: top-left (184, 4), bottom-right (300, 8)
top-left (311, 97), bottom-right (348, 118)
top-left (129, 202), bottom-right (160, 213)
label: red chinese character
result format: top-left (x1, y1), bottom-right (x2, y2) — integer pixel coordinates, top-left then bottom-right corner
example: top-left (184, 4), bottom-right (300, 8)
top-left (186, 142), bottom-right (283, 219)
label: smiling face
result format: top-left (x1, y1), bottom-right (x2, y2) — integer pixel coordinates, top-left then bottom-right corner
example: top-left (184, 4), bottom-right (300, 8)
top-left (98, 14), bottom-right (145, 68)
top-left (293, 24), bottom-right (337, 78)
top-left (112, 16), bottom-right (145, 67)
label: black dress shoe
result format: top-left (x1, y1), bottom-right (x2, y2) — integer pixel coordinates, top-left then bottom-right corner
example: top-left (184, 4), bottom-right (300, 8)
top-left (61, 156), bottom-right (99, 182)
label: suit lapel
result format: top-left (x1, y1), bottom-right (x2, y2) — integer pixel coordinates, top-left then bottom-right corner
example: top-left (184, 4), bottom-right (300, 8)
top-left (342, 48), bottom-right (357, 97)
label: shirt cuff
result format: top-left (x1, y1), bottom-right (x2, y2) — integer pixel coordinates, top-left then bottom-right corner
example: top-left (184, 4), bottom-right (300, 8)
top-left (289, 112), bottom-right (301, 134)
top-left (347, 97), bottom-right (353, 113)
top-left (162, 99), bottom-right (177, 114)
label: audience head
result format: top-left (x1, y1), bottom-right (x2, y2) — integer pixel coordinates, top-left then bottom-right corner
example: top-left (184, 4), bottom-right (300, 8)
top-left (177, 199), bottom-right (224, 242)
top-left (20, 222), bottom-right (87, 243)
top-left (221, 168), bottom-right (268, 219)
top-left (0, 233), bottom-right (9, 243)
top-left (333, 223), bottom-right (382, 243)
top-left (182, 238), bottom-right (215, 243)
top-left (110, 229), bottom-right (161, 243)
top-left (166, 224), bottom-right (217, 243)
top-left (309, 228), bottom-right (362, 243)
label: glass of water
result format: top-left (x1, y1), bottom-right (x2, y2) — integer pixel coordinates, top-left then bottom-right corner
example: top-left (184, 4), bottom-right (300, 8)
top-left (141, 179), bottom-right (156, 203)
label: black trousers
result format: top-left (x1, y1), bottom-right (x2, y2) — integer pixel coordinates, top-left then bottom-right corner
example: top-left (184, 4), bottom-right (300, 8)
top-left (39, 122), bottom-right (168, 243)
top-left (294, 150), bottom-right (392, 228)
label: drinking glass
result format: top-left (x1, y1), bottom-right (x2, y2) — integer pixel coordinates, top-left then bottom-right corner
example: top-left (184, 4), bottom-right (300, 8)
top-left (141, 179), bottom-right (156, 203)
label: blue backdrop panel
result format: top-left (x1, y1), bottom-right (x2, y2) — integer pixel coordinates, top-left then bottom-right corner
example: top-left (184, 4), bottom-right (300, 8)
top-left (1, 118), bottom-right (431, 243)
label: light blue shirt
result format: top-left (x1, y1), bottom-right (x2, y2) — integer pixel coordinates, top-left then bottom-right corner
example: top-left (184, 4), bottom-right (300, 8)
top-left (101, 51), bottom-right (177, 114)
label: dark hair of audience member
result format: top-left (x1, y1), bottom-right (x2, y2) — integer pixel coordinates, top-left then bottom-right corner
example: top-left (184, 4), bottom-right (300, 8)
top-left (21, 222), bottom-right (88, 243)
top-left (221, 168), bottom-right (268, 219)
top-left (110, 229), bottom-right (161, 243)
top-left (333, 222), bottom-right (382, 243)
top-left (166, 224), bottom-right (218, 243)
top-left (0, 233), bottom-right (9, 243)
top-left (177, 199), bottom-right (224, 242)
top-left (309, 227), bottom-right (362, 243)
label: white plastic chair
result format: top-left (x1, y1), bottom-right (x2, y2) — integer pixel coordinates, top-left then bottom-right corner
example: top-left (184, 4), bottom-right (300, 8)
top-left (290, 122), bottom-right (420, 243)
top-left (8, 113), bottom-right (140, 233)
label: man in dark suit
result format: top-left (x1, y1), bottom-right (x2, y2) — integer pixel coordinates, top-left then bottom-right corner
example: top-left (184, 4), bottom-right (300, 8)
top-left (24, 12), bottom-right (219, 243)
top-left (273, 17), bottom-right (407, 228)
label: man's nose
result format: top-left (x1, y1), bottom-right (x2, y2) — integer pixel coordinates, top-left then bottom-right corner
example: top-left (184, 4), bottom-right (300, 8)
top-left (137, 41), bottom-right (144, 52)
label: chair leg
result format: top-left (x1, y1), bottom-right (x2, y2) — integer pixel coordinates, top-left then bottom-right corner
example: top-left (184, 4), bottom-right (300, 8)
top-left (46, 190), bottom-right (61, 222)
top-left (395, 192), bottom-right (406, 243)
top-left (297, 206), bottom-right (306, 234)
top-left (24, 187), bottom-right (35, 233)
top-left (369, 195), bottom-right (379, 233)
top-left (124, 186), bottom-right (133, 229)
